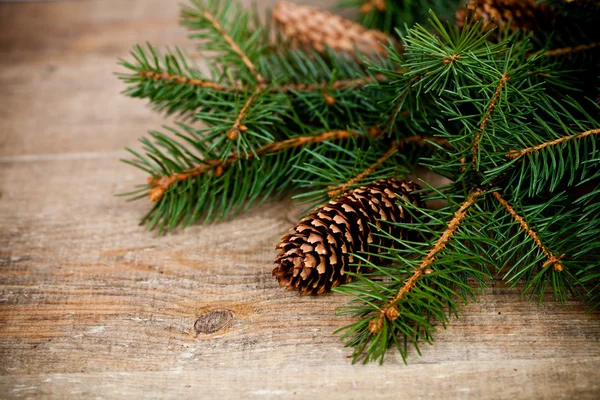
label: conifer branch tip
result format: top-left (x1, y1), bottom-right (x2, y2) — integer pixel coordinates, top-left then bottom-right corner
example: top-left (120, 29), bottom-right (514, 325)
top-left (148, 128), bottom-right (382, 202)
top-left (492, 191), bottom-right (564, 272)
top-left (472, 74), bottom-right (510, 166)
top-left (506, 128), bottom-right (600, 159)
top-left (370, 189), bottom-right (483, 333)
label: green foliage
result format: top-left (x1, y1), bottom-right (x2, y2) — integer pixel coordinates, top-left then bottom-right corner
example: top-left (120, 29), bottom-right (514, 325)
top-left (118, 0), bottom-right (599, 363)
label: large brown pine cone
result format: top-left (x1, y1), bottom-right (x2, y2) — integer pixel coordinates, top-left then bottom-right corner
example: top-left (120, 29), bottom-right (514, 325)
top-left (273, 178), bottom-right (424, 295)
top-left (272, 1), bottom-right (394, 55)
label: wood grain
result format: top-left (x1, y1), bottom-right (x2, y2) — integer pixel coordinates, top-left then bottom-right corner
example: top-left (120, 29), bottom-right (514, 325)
top-left (1, 1), bottom-right (599, 399)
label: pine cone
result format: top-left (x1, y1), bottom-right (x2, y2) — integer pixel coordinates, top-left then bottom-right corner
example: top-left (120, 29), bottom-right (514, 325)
top-left (272, 1), bottom-right (394, 55)
top-left (273, 178), bottom-right (424, 295)
top-left (456, 0), bottom-right (558, 33)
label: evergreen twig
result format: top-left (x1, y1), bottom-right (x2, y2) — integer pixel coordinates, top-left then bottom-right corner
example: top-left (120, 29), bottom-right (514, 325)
top-left (472, 73), bottom-right (510, 166)
top-left (492, 191), bottom-right (564, 272)
top-left (370, 189), bottom-right (483, 333)
top-left (148, 128), bottom-right (382, 202)
top-left (506, 128), bottom-right (600, 159)
top-left (137, 68), bottom-right (390, 94)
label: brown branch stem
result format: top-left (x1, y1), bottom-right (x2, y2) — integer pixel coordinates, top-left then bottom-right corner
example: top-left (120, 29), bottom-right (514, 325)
top-left (148, 128), bottom-right (382, 202)
top-left (139, 70), bottom-right (389, 94)
top-left (140, 71), bottom-right (240, 92)
top-left (186, 8), bottom-right (268, 141)
top-left (227, 86), bottom-right (263, 140)
top-left (472, 74), bottom-right (509, 166)
top-left (545, 42), bottom-right (600, 57)
top-left (139, 69), bottom-right (390, 144)
top-left (492, 191), bottom-right (564, 272)
top-left (369, 189), bottom-right (483, 333)
top-left (506, 128), bottom-right (600, 159)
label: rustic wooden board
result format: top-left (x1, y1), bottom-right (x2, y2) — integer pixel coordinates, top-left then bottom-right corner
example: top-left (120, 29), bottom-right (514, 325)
top-left (0, 1), bottom-right (599, 399)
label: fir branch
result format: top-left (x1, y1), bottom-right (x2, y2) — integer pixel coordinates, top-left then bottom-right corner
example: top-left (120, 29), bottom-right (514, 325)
top-left (136, 65), bottom-right (389, 94)
top-left (492, 191), bottom-right (564, 272)
top-left (117, 44), bottom-right (240, 117)
top-left (120, 42), bottom-right (394, 136)
top-left (147, 128), bottom-right (382, 202)
top-left (118, 0), bottom-right (600, 362)
top-left (472, 73), bottom-right (510, 166)
top-left (181, 0), bottom-right (267, 83)
top-left (181, 1), bottom-right (272, 147)
top-left (506, 128), bottom-right (600, 159)
top-left (487, 95), bottom-right (600, 197)
top-left (193, 6), bottom-right (265, 83)
top-left (370, 189), bottom-right (483, 333)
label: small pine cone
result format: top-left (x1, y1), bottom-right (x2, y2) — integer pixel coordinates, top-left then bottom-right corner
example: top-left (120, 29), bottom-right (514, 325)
top-left (456, 0), bottom-right (558, 33)
top-left (272, 1), bottom-right (394, 55)
top-left (273, 178), bottom-right (424, 295)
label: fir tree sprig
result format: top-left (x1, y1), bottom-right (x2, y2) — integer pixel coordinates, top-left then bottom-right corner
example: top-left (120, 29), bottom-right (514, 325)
top-left (123, 126), bottom-right (383, 232)
top-left (329, 9), bottom-right (599, 363)
top-left (117, 0), bottom-right (600, 364)
top-left (335, 187), bottom-right (495, 363)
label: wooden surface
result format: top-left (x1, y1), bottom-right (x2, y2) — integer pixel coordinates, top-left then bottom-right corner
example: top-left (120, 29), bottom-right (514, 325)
top-left (1, 1), bottom-right (599, 399)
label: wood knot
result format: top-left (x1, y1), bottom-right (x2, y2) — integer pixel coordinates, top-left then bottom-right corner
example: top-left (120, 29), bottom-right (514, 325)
top-left (193, 309), bottom-right (235, 334)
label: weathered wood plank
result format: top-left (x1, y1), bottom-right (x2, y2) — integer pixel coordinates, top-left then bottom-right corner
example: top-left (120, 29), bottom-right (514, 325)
top-left (1, 0), bottom-right (599, 399)
top-left (1, 152), bottom-right (599, 397)
top-left (2, 358), bottom-right (600, 400)
top-left (0, 0), bottom-right (185, 157)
